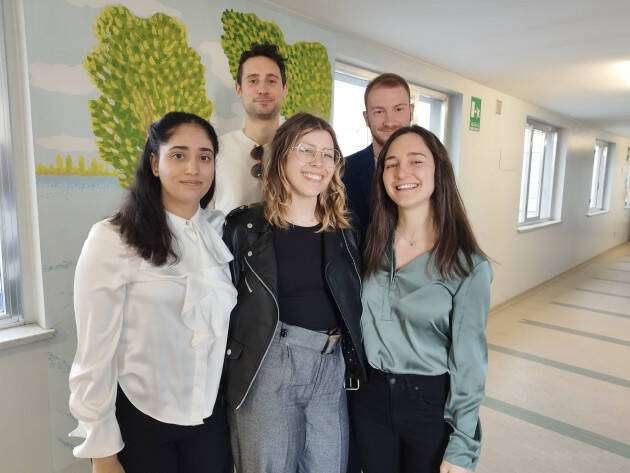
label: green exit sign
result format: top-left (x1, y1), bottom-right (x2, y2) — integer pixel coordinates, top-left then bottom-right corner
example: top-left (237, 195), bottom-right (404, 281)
top-left (469, 96), bottom-right (481, 131)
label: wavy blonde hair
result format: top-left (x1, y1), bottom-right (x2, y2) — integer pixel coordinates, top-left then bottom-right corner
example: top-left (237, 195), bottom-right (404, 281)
top-left (263, 112), bottom-right (350, 230)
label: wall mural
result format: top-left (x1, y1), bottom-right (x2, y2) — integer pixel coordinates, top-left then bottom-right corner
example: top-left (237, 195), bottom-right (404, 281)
top-left (41, 6), bottom-right (335, 188)
top-left (84, 5), bottom-right (214, 187)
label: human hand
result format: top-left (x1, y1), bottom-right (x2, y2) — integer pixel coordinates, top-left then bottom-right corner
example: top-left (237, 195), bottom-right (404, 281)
top-left (92, 455), bottom-right (125, 473)
top-left (439, 460), bottom-right (471, 473)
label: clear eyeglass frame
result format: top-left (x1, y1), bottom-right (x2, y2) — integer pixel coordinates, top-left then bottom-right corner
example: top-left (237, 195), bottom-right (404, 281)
top-left (291, 143), bottom-right (342, 167)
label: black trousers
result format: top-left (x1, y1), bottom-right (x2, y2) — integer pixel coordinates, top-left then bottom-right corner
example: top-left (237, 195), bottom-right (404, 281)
top-left (115, 386), bottom-right (232, 473)
top-left (349, 369), bottom-right (452, 473)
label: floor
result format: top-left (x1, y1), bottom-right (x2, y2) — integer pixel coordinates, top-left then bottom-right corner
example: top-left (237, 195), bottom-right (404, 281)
top-left (476, 243), bottom-right (630, 473)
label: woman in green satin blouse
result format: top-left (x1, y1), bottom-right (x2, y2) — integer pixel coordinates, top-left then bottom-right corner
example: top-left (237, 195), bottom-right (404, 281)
top-left (350, 125), bottom-right (492, 473)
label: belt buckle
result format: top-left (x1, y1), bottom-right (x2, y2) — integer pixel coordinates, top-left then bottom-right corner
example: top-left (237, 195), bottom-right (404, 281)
top-left (320, 333), bottom-right (341, 354)
top-left (344, 377), bottom-right (360, 391)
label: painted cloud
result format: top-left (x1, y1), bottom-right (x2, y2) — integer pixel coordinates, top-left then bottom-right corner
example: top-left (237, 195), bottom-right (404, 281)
top-left (66, 0), bottom-right (182, 18)
top-left (30, 63), bottom-right (95, 95)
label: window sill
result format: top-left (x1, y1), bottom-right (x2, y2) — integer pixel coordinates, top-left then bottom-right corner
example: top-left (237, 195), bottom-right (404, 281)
top-left (586, 209), bottom-right (609, 217)
top-left (0, 323), bottom-right (55, 351)
top-left (517, 219), bottom-right (562, 233)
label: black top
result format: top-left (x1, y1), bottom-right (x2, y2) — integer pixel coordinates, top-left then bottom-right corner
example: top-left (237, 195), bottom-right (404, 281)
top-left (272, 223), bottom-right (340, 331)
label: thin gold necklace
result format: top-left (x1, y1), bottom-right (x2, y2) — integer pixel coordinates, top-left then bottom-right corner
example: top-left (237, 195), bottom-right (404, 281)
top-left (396, 227), bottom-right (419, 247)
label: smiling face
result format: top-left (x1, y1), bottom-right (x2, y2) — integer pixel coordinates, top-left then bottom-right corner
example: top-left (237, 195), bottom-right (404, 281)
top-left (364, 85), bottom-right (414, 148)
top-left (284, 129), bottom-right (336, 204)
top-left (150, 123), bottom-right (215, 219)
top-left (236, 56), bottom-right (288, 120)
top-left (382, 132), bottom-right (435, 212)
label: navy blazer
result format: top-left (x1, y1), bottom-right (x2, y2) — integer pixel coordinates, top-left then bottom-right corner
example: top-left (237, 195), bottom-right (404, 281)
top-left (342, 144), bottom-right (375, 238)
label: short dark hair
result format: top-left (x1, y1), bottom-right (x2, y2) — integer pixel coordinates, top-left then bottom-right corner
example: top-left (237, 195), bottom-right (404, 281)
top-left (111, 111), bottom-right (218, 266)
top-left (236, 43), bottom-right (287, 85)
top-left (364, 73), bottom-right (411, 109)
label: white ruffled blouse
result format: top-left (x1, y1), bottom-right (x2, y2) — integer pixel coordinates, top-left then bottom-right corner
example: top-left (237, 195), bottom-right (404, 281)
top-left (68, 207), bottom-right (237, 459)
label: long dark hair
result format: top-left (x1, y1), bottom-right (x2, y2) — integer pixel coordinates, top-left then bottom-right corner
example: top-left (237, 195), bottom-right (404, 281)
top-left (111, 111), bottom-right (218, 266)
top-left (364, 125), bottom-right (484, 278)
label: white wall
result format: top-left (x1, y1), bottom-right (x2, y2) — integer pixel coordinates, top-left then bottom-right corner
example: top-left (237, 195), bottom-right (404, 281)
top-left (1, 2), bottom-right (629, 473)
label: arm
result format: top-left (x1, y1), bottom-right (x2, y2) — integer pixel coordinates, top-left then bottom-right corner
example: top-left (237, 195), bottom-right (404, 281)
top-left (443, 259), bottom-right (492, 471)
top-left (68, 222), bottom-right (128, 460)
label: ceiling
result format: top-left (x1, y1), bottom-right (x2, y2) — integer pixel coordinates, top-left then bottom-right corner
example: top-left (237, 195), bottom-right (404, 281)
top-left (256, 0), bottom-right (630, 138)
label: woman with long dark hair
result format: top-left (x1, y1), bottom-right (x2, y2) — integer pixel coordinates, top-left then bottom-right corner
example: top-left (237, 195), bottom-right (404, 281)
top-left (351, 125), bottom-right (492, 473)
top-left (69, 112), bottom-right (236, 473)
top-left (222, 112), bottom-right (367, 473)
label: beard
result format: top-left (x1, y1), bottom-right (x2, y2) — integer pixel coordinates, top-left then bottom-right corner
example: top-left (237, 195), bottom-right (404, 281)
top-left (371, 129), bottom-right (394, 147)
top-left (245, 100), bottom-right (282, 121)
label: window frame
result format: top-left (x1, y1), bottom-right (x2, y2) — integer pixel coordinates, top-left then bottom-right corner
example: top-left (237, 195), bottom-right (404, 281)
top-left (518, 120), bottom-right (559, 226)
top-left (333, 62), bottom-right (448, 150)
top-left (624, 147), bottom-right (630, 208)
top-left (588, 139), bottom-right (612, 213)
top-left (0, 0), bottom-right (24, 329)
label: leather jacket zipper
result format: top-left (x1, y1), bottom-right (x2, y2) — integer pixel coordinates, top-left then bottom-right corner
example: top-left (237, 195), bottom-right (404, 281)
top-left (236, 257), bottom-right (280, 410)
top-left (339, 230), bottom-right (364, 343)
top-left (341, 230), bottom-right (362, 292)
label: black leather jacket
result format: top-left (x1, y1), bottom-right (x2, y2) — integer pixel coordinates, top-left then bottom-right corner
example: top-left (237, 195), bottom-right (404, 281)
top-left (222, 203), bottom-right (367, 410)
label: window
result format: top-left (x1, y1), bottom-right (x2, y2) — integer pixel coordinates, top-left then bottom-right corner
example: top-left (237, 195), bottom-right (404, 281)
top-left (624, 147), bottom-right (630, 208)
top-left (0, 2), bottom-right (23, 329)
top-left (518, 120), bottom-right (558, 224)
top-left (333, 63), bottom-right (448, 157)
top-left (589, 140), bottom-right (612, 212)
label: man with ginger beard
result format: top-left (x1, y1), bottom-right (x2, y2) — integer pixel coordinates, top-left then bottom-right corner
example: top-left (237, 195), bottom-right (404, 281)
top-left (342, 73), bottom-right (414, 236)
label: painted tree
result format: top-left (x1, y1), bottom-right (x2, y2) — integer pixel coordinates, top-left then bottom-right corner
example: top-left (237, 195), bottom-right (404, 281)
top-left (220, 10), bottom-right (332, 120)
top-left (85, 5), bottom-right (214, 187)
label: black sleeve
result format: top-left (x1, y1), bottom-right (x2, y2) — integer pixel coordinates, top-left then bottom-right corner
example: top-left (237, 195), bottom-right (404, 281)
top-left (223, 215), bottom-right (241, 287)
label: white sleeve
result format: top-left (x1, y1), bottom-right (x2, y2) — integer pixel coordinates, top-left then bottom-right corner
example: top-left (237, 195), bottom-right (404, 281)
top-left (68, 221), bottom-right (128, 459)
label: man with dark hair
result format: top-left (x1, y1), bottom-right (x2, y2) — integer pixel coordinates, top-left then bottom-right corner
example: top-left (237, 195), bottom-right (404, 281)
top-left (342, 73), bottom-right (414, 235)
top-left (214, 43), bottom-right (288, 213)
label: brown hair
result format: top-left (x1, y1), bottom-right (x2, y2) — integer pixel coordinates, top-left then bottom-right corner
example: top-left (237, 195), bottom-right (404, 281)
top-left (364, 73), bottom-right (411, 109)
top-left (363, 125), bottom-right (484, 278)
top-left (237, 43), bottom-right (287, 85)
top-left (262, 112), bottom-right (350, 231)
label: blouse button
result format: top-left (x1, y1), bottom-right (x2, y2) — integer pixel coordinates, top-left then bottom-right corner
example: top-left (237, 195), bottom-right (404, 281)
top-left (226, 348), bottom-right (232, 356)
top-left (247, 251), bottom-right (253, 257)
top-left (247, 223), bottom-right (253, 228)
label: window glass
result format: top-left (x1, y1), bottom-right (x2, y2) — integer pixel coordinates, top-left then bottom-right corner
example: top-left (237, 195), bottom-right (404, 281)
top-left (519, 121), bottom-right (558, 224)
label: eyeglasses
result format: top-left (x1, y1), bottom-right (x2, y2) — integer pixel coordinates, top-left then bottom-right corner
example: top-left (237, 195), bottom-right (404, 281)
top-left (290, 143), bottom-right (342, 167)
top-left (250, 145), bottom-right (264, 179)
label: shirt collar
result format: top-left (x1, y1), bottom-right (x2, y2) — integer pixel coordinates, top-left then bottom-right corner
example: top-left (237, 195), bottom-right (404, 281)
top-left (165, 206), bottom-right (202, 232)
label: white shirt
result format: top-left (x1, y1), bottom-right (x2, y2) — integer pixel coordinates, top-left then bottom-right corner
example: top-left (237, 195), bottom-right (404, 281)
top-left (68, 208), bottom-right (237, 459)
top-left (214, 129), bottom-right (269, 214)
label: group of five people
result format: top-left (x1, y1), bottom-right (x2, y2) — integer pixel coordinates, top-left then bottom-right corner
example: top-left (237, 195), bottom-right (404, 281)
top-left (69, 43), bottom-right (491, 473)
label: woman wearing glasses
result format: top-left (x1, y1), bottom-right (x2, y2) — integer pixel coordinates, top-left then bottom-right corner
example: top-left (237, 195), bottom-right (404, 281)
top-left (223, 112), bottom-right (367, 473)
top-left (351, 126), bottom-right (491, 473)
top-left (69, 112), bottom-right (236, 473)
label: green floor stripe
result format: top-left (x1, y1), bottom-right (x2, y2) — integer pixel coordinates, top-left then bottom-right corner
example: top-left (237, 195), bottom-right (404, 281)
top-left (551, 302), bottom-right (630, 319)
top-left (574, 287), bottom-right (630, 299)
top-left (519, 319), bottom-right (630, 347)
top-left (487, 344), bottom-right (630, 388)
top-left (483, 397), bottom-right (630, 459)
top-left (591, 277), bottom-right (630, 285)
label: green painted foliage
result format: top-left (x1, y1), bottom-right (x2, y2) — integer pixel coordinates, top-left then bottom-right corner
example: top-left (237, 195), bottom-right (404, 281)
top-left (220, 10), bottom-right (332, 120)
top-left (85, 5), bottom-right (214, 187)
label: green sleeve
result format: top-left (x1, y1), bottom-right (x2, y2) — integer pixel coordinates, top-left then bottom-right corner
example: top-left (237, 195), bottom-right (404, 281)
top-left (443, 259), bottom-right (492, 470)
